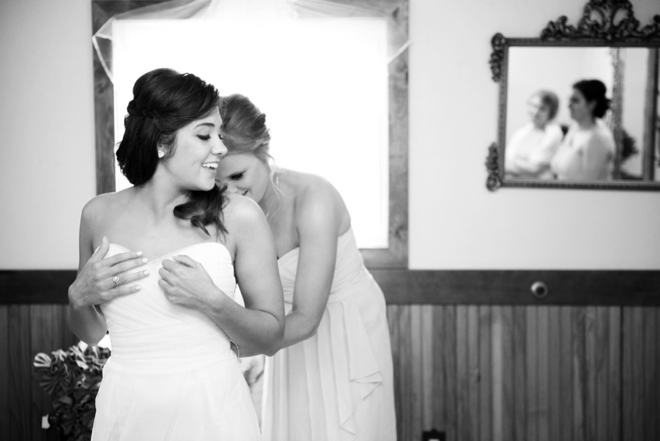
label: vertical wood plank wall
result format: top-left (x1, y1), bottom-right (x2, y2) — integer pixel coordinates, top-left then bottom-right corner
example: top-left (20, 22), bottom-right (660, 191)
top-left (387, 305), bottom-right (660, 441)
top-left (0, 304), bottom-right (658, 441)
top-left (0, 305), bottom-right (78, 441)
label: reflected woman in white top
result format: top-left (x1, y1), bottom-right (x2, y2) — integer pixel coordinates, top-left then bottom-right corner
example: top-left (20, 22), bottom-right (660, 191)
top-left (551, 79), bottom-right (615, 181)
top-left (505, 90), bottom-right (564, 179)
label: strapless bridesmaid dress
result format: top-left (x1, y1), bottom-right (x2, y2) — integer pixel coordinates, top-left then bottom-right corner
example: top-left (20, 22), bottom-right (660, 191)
top-left (261, 228), bottom-right (397, 440)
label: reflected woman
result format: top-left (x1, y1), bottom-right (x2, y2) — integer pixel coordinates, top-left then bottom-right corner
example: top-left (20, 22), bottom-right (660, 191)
top-left (505, 90), bottom-right (564, 179)
top-left (551, 79), bottom-right (615, 181)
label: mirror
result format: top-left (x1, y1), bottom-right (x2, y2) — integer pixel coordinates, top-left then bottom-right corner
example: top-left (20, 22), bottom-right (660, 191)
top-left (486, 0), bottom-right (660, 191)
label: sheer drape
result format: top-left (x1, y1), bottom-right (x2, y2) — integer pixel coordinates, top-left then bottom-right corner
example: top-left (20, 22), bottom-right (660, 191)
top-left (93, 0), bottom-right (408, 82)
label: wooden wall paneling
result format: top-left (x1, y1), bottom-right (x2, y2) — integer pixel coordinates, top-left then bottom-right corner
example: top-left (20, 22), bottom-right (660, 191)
top-left (657, 307), bottom-right (660, 440)
top-left (398, 305), bottom-right (412, 440)
top-left (6, 270), bottom-right (660, 306)
top-left (547, 306), bottom-right (561, 441)
top-left (443, 306), bottom-right (457, 441)
top-left (386, 305), bottom-right (400, 438)
top-left (2, 299), bottom-right (656, 441)
top-left (467, 307), bottom-right (480, 441)
top-left (656, 308), bottom-right (660, 440)
top-left (30, 305), bottom-right (54, 441)
top-left (490, 306), bottom-right (502, 441)
top-left (0, 306), bottom-right (9, 435)
top-left (537, 307), bottom-right (549, 441)
top-left (431, 306), bottom-right (446, 435)
top-left (456, 306), bottom-right (471, 441)
top-left (595, 307), bottom-right (610, 441)
top-left (571, 307), bottom-right (586, 441)
top-left (8, 305), bottom-right (32, 440)
top-left (559, 307), bottom-right (573, 441)
top-left (643, 308), bottom-right (657, 441)
top-left (409, 305), bottom-right (423, 438)
top-left (584, 307), bottom-right (597, 441)
top-left (526, 307), bottom-right (539, 441)
top-left (478, 305), bottom-right (492, 441)
top-left (629, 307), bottom-right (644, 441)
top-left (386, 305), bottom-right (402, 440)
top-left (621, 307), bottom-right (633, 441)
top-left (511, 306), bottom-right (525, 441)
top-left (420, 306), bottom-right (433, 432)
top-left (607, 307), bottom-right (621, 441)
top-left (28, 305), bottom-right (77, 441)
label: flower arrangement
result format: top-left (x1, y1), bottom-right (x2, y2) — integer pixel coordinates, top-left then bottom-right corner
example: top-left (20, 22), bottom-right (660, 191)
top-left (33, 341), bottom-right (111, 441)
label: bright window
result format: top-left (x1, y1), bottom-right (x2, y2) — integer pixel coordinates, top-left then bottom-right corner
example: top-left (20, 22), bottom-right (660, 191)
top-left (112, 16), bottom-right (389, 248)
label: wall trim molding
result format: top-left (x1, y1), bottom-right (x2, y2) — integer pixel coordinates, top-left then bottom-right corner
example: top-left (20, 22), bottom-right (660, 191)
top-left (2, 269), bottom-right (658, 305)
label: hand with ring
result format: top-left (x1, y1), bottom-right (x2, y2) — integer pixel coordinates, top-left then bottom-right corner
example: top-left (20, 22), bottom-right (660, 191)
top-left (68, 236), bottom-right (150, 308)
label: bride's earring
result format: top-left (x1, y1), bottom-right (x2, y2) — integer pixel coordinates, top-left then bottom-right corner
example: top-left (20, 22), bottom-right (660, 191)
top-left (157, 149), bottom-right (165, 159)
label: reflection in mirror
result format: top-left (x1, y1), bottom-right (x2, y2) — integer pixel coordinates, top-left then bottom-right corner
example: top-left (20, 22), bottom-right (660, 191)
top-left (486, 0), bottom-right (660, 191)
top-left (505, 47), bottom-right (660, 183)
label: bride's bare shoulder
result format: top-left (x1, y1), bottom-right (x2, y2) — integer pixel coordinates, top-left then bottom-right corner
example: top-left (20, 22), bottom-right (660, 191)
top-left (80, 188), bottom-right (132, 223)
top-left (221, 193), bottom-right (265, 226)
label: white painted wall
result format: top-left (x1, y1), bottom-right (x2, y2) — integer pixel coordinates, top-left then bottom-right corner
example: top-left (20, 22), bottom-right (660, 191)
top-left (1, 0), bottom-right (659, 270)
top-left (0, 0), bottom-right (95, 269)
top-left (409, 0), bottom-right (660, 269)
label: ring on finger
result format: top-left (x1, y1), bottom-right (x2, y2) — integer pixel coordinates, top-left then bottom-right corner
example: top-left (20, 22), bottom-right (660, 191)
top-left (112, 276), bottom-right (120, 287)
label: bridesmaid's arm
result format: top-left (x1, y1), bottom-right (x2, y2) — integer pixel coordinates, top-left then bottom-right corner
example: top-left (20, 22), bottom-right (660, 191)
top-left (202, 195), bottom-right (285, 356)
top-left (67, 201), bottom-right (109, 346)
top-left (279, 183), bottom-right (342, 350)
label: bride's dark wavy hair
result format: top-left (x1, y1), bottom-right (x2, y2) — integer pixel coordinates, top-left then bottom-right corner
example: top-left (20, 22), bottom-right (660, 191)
top-left (115, 68), bottom-right (226, 236)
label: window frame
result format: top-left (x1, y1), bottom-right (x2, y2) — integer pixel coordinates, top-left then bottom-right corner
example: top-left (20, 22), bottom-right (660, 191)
top-left (91, 0), bottom-right (408, 269)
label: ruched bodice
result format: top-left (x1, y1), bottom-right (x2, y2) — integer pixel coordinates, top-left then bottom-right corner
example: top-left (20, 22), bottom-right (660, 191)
top-left (92, 242), bottom-right (260, 441)
top-left (263, 228), bottom-right (396, 441)
top-left (102, 242), bottom-right (236, 373)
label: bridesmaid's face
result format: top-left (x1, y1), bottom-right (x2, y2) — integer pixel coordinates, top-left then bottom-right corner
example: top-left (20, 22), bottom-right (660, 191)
top-left (216, 153), bottom-right (271, 203)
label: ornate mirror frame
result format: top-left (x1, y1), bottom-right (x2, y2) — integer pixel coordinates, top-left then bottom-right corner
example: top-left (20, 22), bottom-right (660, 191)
top-left (486, 0), bottom-right (660, 191)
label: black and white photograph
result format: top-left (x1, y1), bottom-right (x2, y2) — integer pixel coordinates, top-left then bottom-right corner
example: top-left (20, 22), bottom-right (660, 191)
top-left (1, 0), bottom-right (659, 440)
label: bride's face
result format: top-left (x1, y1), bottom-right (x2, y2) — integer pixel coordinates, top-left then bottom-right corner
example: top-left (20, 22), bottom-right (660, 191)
top-left (161, 108), bottom-right (226, 191)
top-left (216, 153), bottom-right (271, 203)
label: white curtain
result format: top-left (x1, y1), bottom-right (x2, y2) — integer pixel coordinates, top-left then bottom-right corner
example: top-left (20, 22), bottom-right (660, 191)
top-left (95, 0), bottom-right (407, 248)
top-left (93, 0), bottom-right (408, 82)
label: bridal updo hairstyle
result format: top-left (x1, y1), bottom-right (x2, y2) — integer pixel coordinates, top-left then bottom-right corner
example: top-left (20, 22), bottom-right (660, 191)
top-left (573, 79), bottom-right (611, 119)
top-left (116, 68), bottom-right (226, 235)
top-left (219, 94), bottom-right (271, 163)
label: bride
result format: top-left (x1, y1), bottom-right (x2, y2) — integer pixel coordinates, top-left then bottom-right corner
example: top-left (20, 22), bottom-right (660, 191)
top-left (67, 68), bottom-right (284, 440)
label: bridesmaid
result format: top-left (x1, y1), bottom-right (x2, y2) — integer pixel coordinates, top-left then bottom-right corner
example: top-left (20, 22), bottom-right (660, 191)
top-left (216, 94), bottom-right (397, 440)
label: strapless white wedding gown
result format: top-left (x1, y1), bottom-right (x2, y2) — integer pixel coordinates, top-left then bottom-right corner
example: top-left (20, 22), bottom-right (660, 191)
top-left (91, 242), bottom-right (260, 441)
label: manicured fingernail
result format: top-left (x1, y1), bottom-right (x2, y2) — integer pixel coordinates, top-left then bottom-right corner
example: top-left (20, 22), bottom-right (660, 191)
top-left (142, 270), bottom-right (150, 276)
top-left (134, 285), bottom-right (141, 291)
top-left (136, 251), bottom-right (143, 257)
top-left (142, 258), bottom-right (148, 263)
